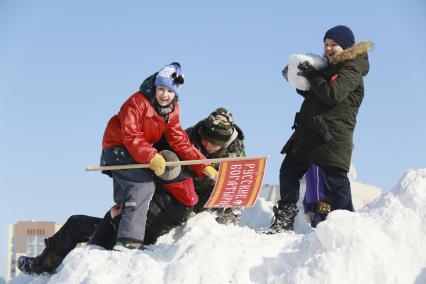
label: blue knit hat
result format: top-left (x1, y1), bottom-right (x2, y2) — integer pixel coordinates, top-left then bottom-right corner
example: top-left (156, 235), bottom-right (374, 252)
top-left (154, 62), bottom-right (185, 95)
top-left (323, 25), bottom-right (355, 50)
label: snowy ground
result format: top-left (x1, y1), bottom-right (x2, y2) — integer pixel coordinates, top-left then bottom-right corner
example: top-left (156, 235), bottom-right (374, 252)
top-left (10, 168), bottom-right (426, 284)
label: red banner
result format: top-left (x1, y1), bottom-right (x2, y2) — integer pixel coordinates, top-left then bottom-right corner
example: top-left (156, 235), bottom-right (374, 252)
top-left (204, 157), bottom-right (267, 208)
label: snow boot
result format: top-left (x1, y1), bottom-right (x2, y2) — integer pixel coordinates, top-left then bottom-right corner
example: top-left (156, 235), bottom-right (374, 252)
top-left (17, 256), bottom-right (34, 275)
top-left (113, 240), bottom-right (143, 252)
top-left (317, 201), bottom-right (331, 215)
top-left (215, 208), bottom-right (242, 225)
top-left (17, 245), bottom-right (63, 275)
top-left (265, 204), bottom-right (299, 234)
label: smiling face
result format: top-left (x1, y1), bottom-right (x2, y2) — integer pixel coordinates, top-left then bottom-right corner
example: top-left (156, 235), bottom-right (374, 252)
top-left (324, 38), bottom-right (344, 62)
top-left (155, 86), bottom-right (176, 106)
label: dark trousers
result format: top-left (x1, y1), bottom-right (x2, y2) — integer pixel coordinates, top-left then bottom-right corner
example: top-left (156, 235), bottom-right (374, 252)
top-left (143, 186), bottom-right (193, 245)
top-left (48, 215), bottom-right (102, 257)
top-left (46, 187), bottom-right (193, 263)
top-left (278, 155), bottom-right (354, 211)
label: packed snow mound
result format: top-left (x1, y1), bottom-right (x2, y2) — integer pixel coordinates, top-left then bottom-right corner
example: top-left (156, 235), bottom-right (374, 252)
top-left (287, 53), bottom-right (327, 91)
top-left (11, 169), bottom-right (426, 284)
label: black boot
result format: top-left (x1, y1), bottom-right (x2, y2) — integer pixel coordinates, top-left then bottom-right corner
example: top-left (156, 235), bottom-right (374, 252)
top-left (265, 204), bottom-right (299, 234)
top-left (17, 239), bottom-right (64, 275)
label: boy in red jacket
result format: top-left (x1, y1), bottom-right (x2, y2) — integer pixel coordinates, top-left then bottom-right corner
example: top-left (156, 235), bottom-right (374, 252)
top-left (101, 63), bottom-right (217, 250)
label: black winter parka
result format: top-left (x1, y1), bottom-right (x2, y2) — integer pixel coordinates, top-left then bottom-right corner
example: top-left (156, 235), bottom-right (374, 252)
top-left (284, 41), bottom-right (373, 171)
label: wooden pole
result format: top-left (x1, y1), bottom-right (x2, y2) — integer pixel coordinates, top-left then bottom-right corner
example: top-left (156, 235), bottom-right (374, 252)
top-left (85, 156), bottom-right (268, 172)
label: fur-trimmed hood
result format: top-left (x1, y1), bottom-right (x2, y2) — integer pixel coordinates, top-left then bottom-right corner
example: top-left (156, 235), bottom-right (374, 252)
top-left (330, 41), bottom-right (373, 65)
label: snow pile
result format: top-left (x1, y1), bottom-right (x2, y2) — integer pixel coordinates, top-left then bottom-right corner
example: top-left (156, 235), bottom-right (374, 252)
top-left (10, 169), bottom-right (426, 284)
top-left (287, 53), bottom-right (327, 91)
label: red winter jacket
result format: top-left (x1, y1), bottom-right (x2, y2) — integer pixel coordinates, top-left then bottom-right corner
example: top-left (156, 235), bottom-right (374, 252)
top-left (102, 91), bottom-right (208, 177)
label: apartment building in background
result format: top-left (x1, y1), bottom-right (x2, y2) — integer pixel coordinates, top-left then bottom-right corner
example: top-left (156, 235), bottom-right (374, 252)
top-left (6, 221), bottom-right (61, 280)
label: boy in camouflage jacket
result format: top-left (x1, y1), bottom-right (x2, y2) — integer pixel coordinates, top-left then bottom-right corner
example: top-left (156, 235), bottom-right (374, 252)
top-left (186, 107), bottom-right (246, 224)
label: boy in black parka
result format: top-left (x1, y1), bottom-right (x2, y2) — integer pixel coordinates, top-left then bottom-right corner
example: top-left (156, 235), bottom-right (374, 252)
top-left (268, 25), bottom-right (373, 233)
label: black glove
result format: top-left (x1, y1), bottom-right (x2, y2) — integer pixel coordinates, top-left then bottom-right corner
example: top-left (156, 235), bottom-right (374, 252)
top-left (296, 88), bottom-right (309, 97)
top-left (282, 65), bottom-right (289, 81)
top-left (297, 61), bottom-right (319, 80)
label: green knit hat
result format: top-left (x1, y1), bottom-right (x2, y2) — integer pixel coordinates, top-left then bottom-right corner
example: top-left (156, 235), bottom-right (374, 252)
top-left (200, 107), bottom-right (234, 146)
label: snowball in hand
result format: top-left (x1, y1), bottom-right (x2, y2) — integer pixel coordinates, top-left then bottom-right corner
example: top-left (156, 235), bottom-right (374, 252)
top-left (287, 54), bottom-right (328, 91)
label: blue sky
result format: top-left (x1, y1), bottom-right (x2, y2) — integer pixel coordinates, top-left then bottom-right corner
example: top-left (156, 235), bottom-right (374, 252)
top-left (1, 0), bottom-right (425, 278)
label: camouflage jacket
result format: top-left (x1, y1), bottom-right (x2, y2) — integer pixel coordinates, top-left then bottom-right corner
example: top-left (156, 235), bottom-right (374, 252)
top-left (186, 121), bottom-right (246, 212)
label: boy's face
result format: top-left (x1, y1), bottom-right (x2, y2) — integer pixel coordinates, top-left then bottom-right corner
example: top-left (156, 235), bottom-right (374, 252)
top-left (201, 138), bottom-right (222, 154)
top-left (155, 86), bottom-right (176, 106)
top-left (323, 38), bottom-right (344, 62)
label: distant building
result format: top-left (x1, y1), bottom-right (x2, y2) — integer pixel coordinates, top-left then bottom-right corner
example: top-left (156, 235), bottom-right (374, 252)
top-left (259, 183), bottom-right (280, 204)
top-left (6, 221), bottom-right (61, 280)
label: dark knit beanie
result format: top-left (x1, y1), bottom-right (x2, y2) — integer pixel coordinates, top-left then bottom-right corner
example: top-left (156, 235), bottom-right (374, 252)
top-left (199, 107), bottom-right (234, 147)
top-left (323, 25), bottom-right (355, 50)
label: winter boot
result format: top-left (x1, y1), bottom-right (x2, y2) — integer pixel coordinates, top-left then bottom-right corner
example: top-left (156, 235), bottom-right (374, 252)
top-left (17, 245), bottom-right (63, 275)
top-left (17, 256), bottom-right (34, 275)
top-left (317, 201), bottom-right (331, 215)
top-left (215, 208), bottom-right (242, 225)
top-left (113, 240), bottom-right (143, 252)
top-left (265, 204), bottom-right (299, 234)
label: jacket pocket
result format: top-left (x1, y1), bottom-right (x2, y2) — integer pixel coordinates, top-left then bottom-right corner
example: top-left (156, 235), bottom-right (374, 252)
top-left (312, 115), bottom-right (333, 143)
